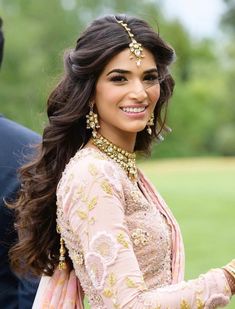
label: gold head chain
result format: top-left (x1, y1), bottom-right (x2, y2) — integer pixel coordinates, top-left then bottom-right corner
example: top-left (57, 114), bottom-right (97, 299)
top-left (116, 18), bottom-right (144, 67)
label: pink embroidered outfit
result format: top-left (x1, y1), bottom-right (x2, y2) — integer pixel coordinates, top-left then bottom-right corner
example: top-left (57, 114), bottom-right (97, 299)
top-left (33, 148), bottom-right (232, 308)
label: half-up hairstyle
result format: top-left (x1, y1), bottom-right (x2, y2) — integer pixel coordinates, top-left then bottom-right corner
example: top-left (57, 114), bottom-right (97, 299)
top-left (9, 14), bottom-right (175, 276)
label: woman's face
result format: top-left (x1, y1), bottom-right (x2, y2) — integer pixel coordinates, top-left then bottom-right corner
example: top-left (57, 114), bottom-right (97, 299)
top-left (94, 48), bottom-right (160, 142)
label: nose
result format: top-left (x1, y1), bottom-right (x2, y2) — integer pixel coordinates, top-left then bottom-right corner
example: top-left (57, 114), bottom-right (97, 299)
top-left (129, 81), bottom-right (148, 102)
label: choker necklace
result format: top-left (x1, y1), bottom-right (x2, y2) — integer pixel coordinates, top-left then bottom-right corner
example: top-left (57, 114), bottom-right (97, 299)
top-left (91, 133), bottom-right (137, 182)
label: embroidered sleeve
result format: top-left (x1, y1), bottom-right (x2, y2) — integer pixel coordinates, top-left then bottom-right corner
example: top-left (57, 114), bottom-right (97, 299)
top-left (58, 154), bottom-right (232, 309)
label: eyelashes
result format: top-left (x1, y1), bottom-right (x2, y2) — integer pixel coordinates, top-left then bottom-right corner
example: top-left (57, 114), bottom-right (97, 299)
top-left (109, 74), bottom-right (160, 84)
top-left (144, 74), bottom-right (160, 84)
top-left (109, 75), bottom-right (127, 82)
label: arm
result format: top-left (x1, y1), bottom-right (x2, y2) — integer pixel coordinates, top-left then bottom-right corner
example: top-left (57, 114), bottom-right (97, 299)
top-left (0, 117), bottom-right (40, 309)
top-left (58, 157), bottom-right (232, 309)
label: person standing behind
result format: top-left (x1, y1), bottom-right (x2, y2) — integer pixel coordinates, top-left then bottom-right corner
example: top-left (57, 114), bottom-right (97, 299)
top-left (0, 17), bottom-right (4, 68)
top-left (0, 17), bottom-right (40, 308)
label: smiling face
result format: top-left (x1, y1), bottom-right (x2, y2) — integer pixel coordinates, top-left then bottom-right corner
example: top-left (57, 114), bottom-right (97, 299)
top-left (94, 48), bottom-right (160, 150)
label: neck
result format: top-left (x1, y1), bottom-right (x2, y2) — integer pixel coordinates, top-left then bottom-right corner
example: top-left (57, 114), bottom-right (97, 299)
top-left (91, 132), bottom-right (137, 182)
top-left (97, 128), bottom-right (136, 153)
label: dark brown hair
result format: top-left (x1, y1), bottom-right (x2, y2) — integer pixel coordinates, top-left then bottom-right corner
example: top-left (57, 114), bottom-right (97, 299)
top-left (10, 14), bottom-right (175, 276)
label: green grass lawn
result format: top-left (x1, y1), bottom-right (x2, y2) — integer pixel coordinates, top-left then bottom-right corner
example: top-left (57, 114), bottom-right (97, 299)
top-left (85, 157), bottom-right (235, 308)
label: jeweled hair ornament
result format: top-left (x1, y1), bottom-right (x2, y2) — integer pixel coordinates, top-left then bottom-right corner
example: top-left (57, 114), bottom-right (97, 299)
top-left (116, 18), bottom-right (144, 67)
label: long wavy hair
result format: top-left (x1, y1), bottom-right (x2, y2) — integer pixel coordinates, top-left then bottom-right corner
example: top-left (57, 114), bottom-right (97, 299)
top-left (10, 14), bottom-right (175, 276)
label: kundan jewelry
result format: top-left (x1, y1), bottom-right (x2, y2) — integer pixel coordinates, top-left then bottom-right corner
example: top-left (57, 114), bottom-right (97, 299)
top-left (146, 112), bottom-right (154, 135)
top-left (91, 133), bottom-right (137, 182)
top-left (86, 102), bottom-right (100, 137)
top-left (56, 225), bottom-right (67, 270)
top-left (116, 18), bottom-right (144, 67)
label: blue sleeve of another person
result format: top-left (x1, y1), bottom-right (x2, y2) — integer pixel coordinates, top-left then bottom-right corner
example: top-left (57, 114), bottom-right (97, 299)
top-left (0, 115), bottom-right (41, 309)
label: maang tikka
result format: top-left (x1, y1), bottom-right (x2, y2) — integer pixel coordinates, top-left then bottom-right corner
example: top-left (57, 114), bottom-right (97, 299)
top-left (147, 113), bottom-right (154, 135)
top-left (86, 101), bottom-right (100, 137)
top-left (116, 18), bottom-right (144, 67)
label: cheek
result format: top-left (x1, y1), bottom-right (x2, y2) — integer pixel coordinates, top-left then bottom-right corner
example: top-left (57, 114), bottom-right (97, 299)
top-left (95, 85), bottom-right (123, 106)
top-left (148, 85), bottom-right (160, 105)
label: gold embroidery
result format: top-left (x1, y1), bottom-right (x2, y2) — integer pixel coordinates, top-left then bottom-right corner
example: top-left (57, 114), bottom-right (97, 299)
top-left (117, 232), bottom-right (129, 248)
top-left (96, 242), bottom-right (110, 256)
top-left (130, 190), bottom-right (140, 203)
top-left (76, 187), bottom-right (97, 222)
top-left (125, 277), bottom-right (138, 288)
top-left (88, 197), bottom-right (97, 210)
top-left (108, 272), bottom-right (117, 287)
top-left (72, 251), bottom-right (84, 265)
top-left (103, 288), bottom-right (113, 298)
top-left (73, 185), bottom-right (87, 203)
top-left (77, 210), bottom-right (88, 220)
top-left (74, 186), bottom-right (87, 203)
top-left (196, 298), bottom-right (204, 309)
top-left (125, 276), bottom-right (147, 292)
top-left (131, 228), bottom-right (151, 247)
top-left (180, 299), bottom-right (191, 309)
top-left (103, 272), bottom-right (120, 308)
top-left (101, 180), bottom-right (113, 195)
top-left (90, 232), bottom-right (118, 266)
top-left (88, 163), bottom-right (98, 176)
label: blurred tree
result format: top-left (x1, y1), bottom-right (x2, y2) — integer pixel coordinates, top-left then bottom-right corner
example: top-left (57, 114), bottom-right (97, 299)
top-left (0, 0), bottom-right (233, 156)
top-left (212, 0), bottom-right (235, 156)
top-left (221, 0), bottom-right (235, 32)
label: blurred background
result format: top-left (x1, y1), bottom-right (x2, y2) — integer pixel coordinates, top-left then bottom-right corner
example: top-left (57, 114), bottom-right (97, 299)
top-left (0, 0), bottom-right (235, 158)
top-left (0, 0), bottom-right (234, 308)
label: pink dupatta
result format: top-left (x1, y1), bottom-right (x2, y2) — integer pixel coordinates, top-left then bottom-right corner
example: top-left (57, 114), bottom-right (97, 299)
top-left (33, 171), bottom-right (185, 308)
top-left (32, 269), bottom-right (84, 308)
top-left (138, 170), bottom-right (185, 283)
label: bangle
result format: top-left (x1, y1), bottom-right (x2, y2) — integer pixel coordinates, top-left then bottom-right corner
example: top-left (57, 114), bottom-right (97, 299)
top-left (223, 260), bottom-right (235, 279)
top-left (223, 260), bottom-right (235, 295)
top-left (223, 269), bottom-right (235, 295)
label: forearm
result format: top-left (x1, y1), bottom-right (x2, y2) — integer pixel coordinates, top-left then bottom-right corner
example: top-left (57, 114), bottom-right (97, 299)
top-left (124, 268), bottom-right (231, 309)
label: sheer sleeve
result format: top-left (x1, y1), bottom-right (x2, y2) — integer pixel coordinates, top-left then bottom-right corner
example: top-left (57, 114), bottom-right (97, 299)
top-left (57, 153), bottom-right (232, 309)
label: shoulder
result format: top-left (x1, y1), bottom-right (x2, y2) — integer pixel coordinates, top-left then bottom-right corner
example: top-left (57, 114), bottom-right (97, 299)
top-left (58, 148), bottom-right (124, 194)
top-left (0, 116), bottom-right (41, 168)
top-left (0, 116), bottom-right (41, 143)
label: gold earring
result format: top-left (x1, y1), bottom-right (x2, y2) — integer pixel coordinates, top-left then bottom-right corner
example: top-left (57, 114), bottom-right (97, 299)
top-left (57, 225), bottom-right (67, 270)
top-left (147, 113), bottom-right (154, 135)
top-left (86, 102), bottom-right (100, 137)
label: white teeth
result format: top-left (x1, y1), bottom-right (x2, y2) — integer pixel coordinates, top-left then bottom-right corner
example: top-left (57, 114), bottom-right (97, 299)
top-left (121, 107), bottom-right (146, 113)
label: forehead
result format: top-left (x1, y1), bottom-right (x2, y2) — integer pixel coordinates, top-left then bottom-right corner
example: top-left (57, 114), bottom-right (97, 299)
top-left (102, 48), bottom-right (157, 73)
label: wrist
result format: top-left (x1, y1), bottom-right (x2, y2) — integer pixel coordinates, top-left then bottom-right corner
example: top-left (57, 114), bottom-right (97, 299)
top-left (222, 263), bottom-right (235, 295)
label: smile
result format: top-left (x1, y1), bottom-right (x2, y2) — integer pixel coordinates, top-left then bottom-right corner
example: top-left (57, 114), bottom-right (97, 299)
top-left (120, 106), bottom-right (146, 113)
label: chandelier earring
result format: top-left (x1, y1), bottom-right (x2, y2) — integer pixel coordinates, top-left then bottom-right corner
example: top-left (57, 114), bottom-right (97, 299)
top-left (147, 112), bottom-right (154, 135)
top-left (56, 225), bottom-right (67, 270)
top-left (86, 101), bottom-right (100, 137)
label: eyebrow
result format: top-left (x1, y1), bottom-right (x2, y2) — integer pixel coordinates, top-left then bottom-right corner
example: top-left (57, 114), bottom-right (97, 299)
top-left (106, 68), bottom-right (158, 76)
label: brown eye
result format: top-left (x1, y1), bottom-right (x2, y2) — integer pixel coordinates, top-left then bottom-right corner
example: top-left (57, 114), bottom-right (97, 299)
top-left (144, 74), bottom-right (159, 83)
top-left (109, 75), bottom-right (127, 82)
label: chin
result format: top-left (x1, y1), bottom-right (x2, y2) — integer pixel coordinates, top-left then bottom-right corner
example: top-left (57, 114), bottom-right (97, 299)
top-left (122, 123), bottom-right (147, 132)
top-left (132, 125), bottom-right (147, 133)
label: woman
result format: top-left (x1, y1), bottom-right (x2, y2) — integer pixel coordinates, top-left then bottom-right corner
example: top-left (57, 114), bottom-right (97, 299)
top-left (10, 14), bottom-right (235, 308)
